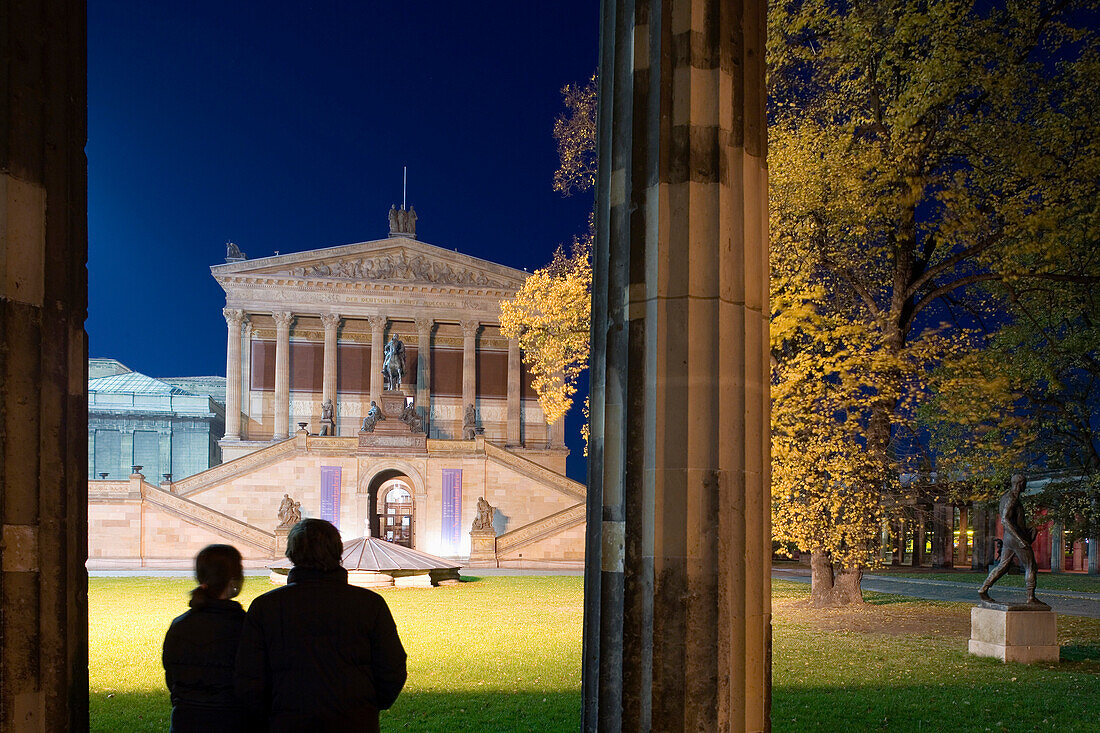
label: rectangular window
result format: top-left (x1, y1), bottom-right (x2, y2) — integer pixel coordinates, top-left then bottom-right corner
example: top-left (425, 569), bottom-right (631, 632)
top-left (94, 429), bottom-right (121, 478)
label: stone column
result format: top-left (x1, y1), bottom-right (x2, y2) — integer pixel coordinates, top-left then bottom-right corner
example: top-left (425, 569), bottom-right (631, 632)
top-left (582, 1), bottom-right (770, 729)
top-left (1, 2), bottom-right (89, 725)
top-left (971, 505), bottom-right (991, 570)
top-left (461, 320), bottom-right (479, 413)
top-left (911, 511), bottom-right (924, 567)
top-left (367, 316), bottom-right (387, 404)
top-left (507, 336), bottom-right (521, 446)
top-left (957, 506), bottom-right (969, 567)
top-left (241, 321), bottom-right (254, 438)
top-left (931, 502), bottom-right (952, 568)
top-left (320, 313), bottom-right (341, 432)
top-left (272, 312), bottom-right (294, 439)
top-left (415, 318), bottom-right (433, 419)
top-left (1051, 521), bottom-right (1064, 573)
top-left (222, 308), bottom-right (247, 440)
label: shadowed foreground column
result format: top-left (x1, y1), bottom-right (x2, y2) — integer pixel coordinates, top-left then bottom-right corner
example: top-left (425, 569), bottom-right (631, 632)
top-left (582, 0), bottom-right (770, 730)
top-left (1, 0), bottom-right (89, 727)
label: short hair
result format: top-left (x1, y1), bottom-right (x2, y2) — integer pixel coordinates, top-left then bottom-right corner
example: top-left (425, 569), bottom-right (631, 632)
top-left (191, 544), bottom-right (244, 607)
top-left (286, 519), bottom-right (344, 571)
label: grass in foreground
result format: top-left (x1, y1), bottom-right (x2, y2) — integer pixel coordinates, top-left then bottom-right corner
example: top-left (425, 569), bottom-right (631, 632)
top-left (91, 576), bottom-right (1100, 731)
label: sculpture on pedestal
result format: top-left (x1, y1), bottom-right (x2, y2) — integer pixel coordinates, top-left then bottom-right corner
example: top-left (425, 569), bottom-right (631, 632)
top-left (318, 398), bottom-right (335, 436)
top-left (400, 403), bottom-right (425, 434)
top-left (277, 494), bottom-right (301, 529)
top-left (361, 401), bottom-right (385, 433)
top-left (979, 474), bottom-right (1048, 607)
top-left (382, 334), bottom-right (406, 391)
top-left (462, 404), bottom-right (482, 441)
top-left (471, 497), bottom-right (495, 531)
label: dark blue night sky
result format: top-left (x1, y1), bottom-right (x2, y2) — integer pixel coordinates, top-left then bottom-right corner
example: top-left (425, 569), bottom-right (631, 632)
top-left (88, 2), bottom-right (598, 479)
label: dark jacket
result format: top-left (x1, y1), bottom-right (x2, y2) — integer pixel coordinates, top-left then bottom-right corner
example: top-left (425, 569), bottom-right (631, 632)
top-left (163, 598), bottom-right (248, 733)
top-left (235, 566), bottom-right (407, 733)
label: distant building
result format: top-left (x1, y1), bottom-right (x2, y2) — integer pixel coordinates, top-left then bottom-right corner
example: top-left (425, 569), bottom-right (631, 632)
top-left (88, 368), bottom-right (226, 481)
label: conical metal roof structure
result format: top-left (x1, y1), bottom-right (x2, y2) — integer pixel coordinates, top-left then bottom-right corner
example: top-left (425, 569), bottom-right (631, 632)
top-left (341, 536), bottom-right (461, 572)
top-left (270, 536), bottom-right (460, 572)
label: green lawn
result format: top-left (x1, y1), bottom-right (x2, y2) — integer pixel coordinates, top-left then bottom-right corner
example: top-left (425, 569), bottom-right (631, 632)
top-left (91, 576), bottom-right (1100, 732)
top-left (870, 569), bottom-right (1100, 594)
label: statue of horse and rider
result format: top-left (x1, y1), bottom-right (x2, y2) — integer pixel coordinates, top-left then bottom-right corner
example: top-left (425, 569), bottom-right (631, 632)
top-left (382, 333), bottom-right (406, 391)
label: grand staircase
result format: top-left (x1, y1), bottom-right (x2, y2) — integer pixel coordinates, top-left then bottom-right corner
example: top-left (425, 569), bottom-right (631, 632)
top-left (140, 481), bottom-right (275, 553)
top-left (495, 502), bottom-right (586, 557)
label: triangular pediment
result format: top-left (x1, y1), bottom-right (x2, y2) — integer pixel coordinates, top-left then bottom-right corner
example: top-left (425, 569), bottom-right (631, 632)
top-left (211, 237), bottom-right (527, 291)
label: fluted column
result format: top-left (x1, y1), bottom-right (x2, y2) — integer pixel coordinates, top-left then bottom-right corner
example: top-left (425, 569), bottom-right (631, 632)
top-left (415, 318), bottom-right (433, 419)
top-left (583, 1), bottom-right (770, 730)
top-left (1051, 521), bottom-right (1064, 572)
top-left (272, 312), bottom-right (294, 439)
top-left (320, 313), bottom-right (341, 432)
top-left (222, 308), bottom-right (247, 440)
top-left (461, 320), bottom-right (479, 413)
top-left (242, 321), bottom-right (254, 438)
top-left (507, 336), bottom-right (521, 446)
top-left (367, 316), bottom-right (387, 404)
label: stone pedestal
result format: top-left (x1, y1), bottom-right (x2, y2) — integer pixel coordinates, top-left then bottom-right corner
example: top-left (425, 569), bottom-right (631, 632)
top-left (468, 529), bottom-right (498, 567)
top-left (357, 390), bottom-right (427, 454)
top-left (274, 527), bottom-right (290, 555)
top-left (969, 606), bottom-right (1059, 663)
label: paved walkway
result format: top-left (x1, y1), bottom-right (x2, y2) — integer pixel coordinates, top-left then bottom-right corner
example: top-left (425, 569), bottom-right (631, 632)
top-left (773, 567), bottom-right (1100, 619)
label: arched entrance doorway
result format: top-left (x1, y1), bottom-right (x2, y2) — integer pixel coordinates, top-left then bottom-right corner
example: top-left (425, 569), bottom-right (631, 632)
top-left (380, 479), bottom-right (414, 547)
top-left (365, 469), bottom-right (418, 547)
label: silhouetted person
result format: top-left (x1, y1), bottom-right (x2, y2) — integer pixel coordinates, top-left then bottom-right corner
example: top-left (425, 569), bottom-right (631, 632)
top-left (163, 544), bottom-right (249, 733)
top-left (236, 519), bottom-right (407, 732)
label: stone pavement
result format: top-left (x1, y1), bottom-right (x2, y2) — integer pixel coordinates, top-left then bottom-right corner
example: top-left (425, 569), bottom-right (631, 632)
top-left (773, 567), bottom-right (1100, 619)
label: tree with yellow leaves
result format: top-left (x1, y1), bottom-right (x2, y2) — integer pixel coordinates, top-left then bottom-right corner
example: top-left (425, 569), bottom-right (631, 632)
top-left (769, 0), bottom-right (1100, 604)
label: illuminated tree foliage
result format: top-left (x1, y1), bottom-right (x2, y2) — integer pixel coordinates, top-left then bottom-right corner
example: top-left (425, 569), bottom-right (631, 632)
top-left (552, 75), bottom-right (597, 196)
top-left (500, 234), bottom-right (592, 427)
top-left (769, 0), bottom-right (1100, 604)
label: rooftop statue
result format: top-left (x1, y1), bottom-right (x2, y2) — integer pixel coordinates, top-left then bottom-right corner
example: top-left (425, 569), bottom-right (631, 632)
top-left (979, 474), bottom-right (1049, 608)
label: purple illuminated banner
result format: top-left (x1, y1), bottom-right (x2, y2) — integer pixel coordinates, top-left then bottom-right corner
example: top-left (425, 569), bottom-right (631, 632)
top-left (320, 466), bottom-right (341, 528)
top-left (441, 468), bottom-right (462, 553)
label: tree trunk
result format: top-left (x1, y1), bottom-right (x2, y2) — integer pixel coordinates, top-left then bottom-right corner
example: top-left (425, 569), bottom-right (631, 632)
top-left (809, 550), bottom-right (835, 607)
top-left (833, 566), bottom-right (866, 605)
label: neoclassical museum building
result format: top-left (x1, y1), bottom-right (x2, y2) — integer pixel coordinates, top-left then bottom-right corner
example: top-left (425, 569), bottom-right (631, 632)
top-left (88, 210), bottom-right (586, 568)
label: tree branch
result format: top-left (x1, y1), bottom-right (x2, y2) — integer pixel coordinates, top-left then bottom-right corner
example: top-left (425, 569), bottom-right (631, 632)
top-left (904, 231), bottom-right (1003, 301)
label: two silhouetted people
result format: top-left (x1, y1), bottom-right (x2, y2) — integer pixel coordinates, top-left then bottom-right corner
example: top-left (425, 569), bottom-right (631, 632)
top-left (164, 519), bottom-right (407, 732)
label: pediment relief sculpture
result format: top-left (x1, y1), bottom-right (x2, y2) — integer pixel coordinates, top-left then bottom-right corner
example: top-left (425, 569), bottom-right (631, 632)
top-left (288, 251), bottom-right (514, 289)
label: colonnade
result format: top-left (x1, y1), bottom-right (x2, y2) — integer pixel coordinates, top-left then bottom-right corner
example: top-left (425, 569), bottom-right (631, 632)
top-left (222, 309), bottom-right (530, 443)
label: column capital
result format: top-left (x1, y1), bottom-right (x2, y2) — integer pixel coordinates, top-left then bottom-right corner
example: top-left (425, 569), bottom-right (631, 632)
top-left (243, 321), bottom-right (254, 336)
top-left (460, 319), bottom-right (481, 337)
top-left (272, 311), bottom-right (295, 328)
top-left (223, 308), bottom-right (247, 326)
top-left (414, 317), bottom-right (434, 335)
top-left (319, 313), bottom-right (342, 329)
top-left (366, 315), bottom-right (388, 332)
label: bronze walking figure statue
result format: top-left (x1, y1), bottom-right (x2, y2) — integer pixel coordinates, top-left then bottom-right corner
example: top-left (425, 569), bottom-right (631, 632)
top-left (978, 474), bottom-right (1048, 607)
